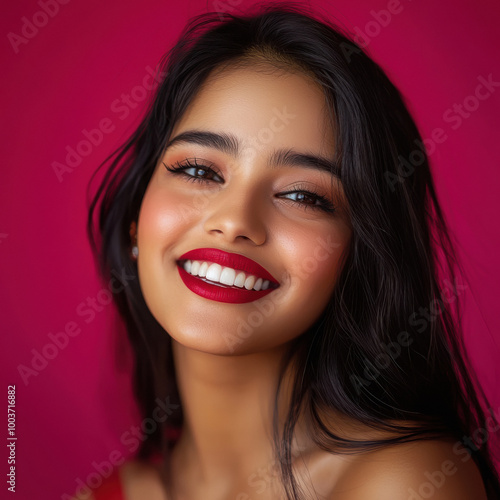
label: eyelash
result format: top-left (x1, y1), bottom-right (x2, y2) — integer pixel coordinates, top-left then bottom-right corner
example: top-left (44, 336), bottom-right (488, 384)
top-left (164, 159), bottom-right (223, 183)
top-left (163, 159), bottom-right (336, 214)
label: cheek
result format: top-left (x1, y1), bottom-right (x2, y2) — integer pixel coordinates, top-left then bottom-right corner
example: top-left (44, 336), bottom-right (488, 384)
top-left (137, 183), bottom-right (198, 251)
top-left (136, 185), bottom-right (196, 308)
top-left (278, 223), bottom-right (350, 315)
top-left (135, 186), bottom-right (197, 340)
top-left (281, 222), bottom-right (348, 284)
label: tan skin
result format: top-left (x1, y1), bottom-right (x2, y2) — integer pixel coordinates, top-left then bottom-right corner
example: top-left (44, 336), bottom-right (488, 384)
top-left (76, 65), bottom-right (488, 499)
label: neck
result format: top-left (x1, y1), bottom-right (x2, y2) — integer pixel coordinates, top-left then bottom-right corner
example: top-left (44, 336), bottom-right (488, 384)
top-left (170, 339), bottom-right (306, 494)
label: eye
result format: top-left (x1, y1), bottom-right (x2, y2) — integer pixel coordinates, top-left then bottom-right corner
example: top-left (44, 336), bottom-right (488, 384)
top-left (277, 186), bottom-right (336, 214)
top-left (164, 159), bottom-right (224, 184)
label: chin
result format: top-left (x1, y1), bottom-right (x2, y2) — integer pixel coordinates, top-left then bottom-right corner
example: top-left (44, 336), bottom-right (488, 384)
top-left (166, 325), bottom-right (261, 356)
top-left (164, 317), bottom-right (296, 357)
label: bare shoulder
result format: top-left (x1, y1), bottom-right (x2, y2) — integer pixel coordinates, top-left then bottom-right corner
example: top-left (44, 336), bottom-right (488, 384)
top-left (330, 438), bottom-right (487, 500)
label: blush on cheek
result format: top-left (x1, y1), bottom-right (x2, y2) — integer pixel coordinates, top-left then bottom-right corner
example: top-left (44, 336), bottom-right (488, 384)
top-left (303, 243), bottom-right (346, 294)
top-left (138, 187), bottom-right (200, 245)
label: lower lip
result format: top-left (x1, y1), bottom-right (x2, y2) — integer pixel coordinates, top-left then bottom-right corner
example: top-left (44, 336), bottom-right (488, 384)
top-left (177, 264), bottom-right (277, 304)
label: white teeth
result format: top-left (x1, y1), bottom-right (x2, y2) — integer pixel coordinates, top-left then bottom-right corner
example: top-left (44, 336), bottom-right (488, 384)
top-left (244, 275), bottom-right (256, 290)
top-left (254, 278), bottom-right (263, 291)
top-left (190, 260), bottom-right (201, 276)
top-left (206, 263), bottom-right (222, 282)
top-left (182, 259), bottom-right (274, 291)
top-left (220, 267), bottom-right (236, 286)
top-left (198, 261), bottom-right (208, 277)
top-left (234, 271), bottom-right (246, 288)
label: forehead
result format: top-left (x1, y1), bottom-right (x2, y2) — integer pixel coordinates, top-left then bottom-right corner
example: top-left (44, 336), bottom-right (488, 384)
top-left (170, 65), bottom-right (335, 156)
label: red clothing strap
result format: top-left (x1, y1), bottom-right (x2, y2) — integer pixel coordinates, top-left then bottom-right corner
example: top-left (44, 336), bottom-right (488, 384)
top-left (93, 467), bottom-right (124, 500)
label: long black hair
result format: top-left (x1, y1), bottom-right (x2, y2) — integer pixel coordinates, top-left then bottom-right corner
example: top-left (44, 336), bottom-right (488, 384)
top-left (87, 3), bottom-right (500, 498)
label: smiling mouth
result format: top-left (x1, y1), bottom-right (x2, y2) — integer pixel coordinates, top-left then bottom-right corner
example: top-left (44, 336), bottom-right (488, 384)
top-left (179, 259), bottom-right (279, 291)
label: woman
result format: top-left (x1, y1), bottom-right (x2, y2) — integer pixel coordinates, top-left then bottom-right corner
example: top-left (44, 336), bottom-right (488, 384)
top-left (81, 4), bottom-right (500, 499)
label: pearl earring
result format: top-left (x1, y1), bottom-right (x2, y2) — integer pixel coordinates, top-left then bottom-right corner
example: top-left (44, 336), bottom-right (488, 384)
top-left (131, 245), bottom-right (139, 259)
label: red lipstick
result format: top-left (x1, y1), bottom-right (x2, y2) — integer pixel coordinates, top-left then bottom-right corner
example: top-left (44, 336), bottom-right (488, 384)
top-left (177, 248), bottom-right (279, 304)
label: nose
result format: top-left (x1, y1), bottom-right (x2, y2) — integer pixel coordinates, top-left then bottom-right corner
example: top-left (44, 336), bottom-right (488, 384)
top-left (203, 186), bottom-right (267, 246)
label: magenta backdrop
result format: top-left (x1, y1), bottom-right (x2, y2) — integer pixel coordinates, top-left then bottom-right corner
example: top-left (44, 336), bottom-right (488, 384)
top-left (2, 0), bottom-right (500, 498)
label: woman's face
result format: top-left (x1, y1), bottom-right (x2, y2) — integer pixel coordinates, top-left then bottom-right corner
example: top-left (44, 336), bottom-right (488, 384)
top-left (137, 64), bottom-right (352, 355)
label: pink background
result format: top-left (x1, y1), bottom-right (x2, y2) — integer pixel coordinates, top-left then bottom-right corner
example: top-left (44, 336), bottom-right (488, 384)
top-left (1, 0), bottom-right (499, 498)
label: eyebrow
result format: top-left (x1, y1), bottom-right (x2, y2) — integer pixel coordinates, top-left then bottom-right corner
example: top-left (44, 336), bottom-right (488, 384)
top-left (165, 131), bottom-right (238, 156)
top-left (164, 130), bottom-right (340, 178)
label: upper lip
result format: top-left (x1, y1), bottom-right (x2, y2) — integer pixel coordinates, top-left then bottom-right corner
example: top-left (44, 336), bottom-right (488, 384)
top-left (178, 248), bottom-right (279, 285)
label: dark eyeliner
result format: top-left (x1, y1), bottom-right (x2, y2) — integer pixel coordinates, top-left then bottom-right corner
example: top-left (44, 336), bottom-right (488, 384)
top-left (164, 161), bottom-right (335, 213)
top-left (163, 159), bottom-right (224, 183)
top-left (278, 185), bottom-right (337, 214)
